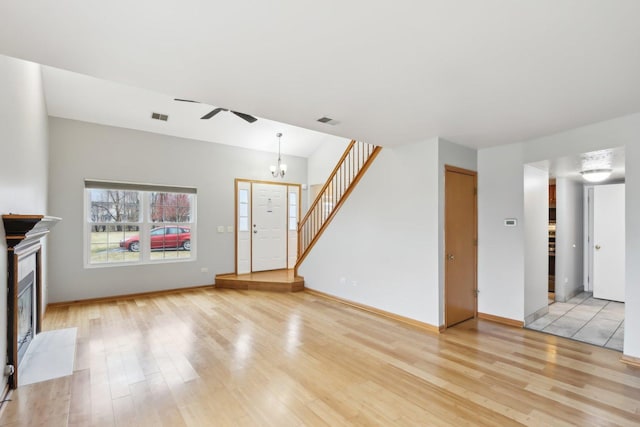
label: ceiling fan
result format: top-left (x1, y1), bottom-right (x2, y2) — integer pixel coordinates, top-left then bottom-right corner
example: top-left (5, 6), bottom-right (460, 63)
top-left (174, 98), bottom-right (257, 123)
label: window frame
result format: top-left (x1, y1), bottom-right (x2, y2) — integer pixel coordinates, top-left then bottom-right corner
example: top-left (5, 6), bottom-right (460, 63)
top-left (84, 181), bottom-right (197, 268)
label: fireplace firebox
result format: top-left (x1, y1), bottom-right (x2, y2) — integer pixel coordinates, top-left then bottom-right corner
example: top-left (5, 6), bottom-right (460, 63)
top-left (17, 270), bottom-right (35, 363)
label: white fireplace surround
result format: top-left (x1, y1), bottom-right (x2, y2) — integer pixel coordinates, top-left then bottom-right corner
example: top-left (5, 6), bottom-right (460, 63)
top-left (3, 214), bottom-right (61, 389)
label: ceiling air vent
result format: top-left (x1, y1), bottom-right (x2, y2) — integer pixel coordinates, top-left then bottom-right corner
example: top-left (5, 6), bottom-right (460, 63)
top-left (317, 116), bottom-right (338, 125)
top-left (151, 112), bottom-right (169, 121)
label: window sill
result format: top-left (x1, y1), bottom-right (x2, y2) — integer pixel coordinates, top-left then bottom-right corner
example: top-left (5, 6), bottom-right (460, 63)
top-left (84, 256), bottom-right (196, 269)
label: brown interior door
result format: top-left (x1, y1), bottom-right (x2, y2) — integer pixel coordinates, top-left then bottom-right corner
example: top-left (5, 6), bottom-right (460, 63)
top-left (445, 166), bottom-right (477, 327)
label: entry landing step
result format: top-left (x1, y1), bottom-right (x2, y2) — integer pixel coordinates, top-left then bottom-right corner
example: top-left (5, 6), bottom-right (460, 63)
top-left (215, 269), bottom-right (304, 292)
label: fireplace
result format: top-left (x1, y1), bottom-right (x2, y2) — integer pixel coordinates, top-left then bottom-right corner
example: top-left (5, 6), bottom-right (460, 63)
top-left (17, 269), bottom-right (35, 363)
top-left (3, 214), bottom-right (60, 389)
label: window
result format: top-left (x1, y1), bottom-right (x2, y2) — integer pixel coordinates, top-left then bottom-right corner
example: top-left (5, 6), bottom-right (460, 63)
top-left (148, 191), bottom-right (193, 260)
top-left (87, 189), bottom-right (141, 264)
top-left (238, 189), bottom-right (249, 232)
top-left (289, 191), bottom-right (298, 231)
top-left (85, 180), bottom-right (196, 266)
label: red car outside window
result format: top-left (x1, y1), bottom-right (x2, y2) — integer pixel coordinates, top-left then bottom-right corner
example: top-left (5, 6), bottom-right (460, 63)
top-left (120, 226), bottom-right (191, 252)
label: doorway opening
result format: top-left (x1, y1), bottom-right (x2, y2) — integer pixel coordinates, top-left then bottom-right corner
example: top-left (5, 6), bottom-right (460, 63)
top-left (524, 147), bottom-right (625, 351)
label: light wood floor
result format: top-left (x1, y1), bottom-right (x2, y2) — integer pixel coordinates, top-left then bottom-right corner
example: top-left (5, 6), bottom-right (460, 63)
top-left (2, 288), bottom-right (640, 426)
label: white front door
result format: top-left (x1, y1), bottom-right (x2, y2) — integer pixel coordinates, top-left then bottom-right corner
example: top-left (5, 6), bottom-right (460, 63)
top-left (252, 183), bottom-right (287, 272)
top-left (592, 183), bottom-right (625, 302)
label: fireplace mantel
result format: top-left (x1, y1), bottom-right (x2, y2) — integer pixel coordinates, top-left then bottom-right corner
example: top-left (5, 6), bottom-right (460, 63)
top-left (3, 214), bottom-right (61, 252)
top-left (3, 214), bottom-right (60, 389)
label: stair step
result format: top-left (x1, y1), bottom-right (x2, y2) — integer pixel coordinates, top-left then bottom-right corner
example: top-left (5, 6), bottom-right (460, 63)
top-left (215, 270), bottom-right (304, 292)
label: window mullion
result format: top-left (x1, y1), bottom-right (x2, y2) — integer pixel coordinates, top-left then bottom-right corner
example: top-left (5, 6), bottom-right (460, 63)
top-left (140, 191), bottom-right (150, 262)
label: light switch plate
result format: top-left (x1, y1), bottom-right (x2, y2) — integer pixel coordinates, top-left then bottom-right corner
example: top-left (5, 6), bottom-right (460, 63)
top-left (217, 225), bottom-right (225, 233)
top-left (227, 225), bottom-right (234, 233)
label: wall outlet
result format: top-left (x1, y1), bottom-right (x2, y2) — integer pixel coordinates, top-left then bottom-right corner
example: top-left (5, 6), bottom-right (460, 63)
top-left (201, 267), bottom-right (209, 273)
top-left (339, 277), bottom-right (346, 285)
top-left (351, 280), bottom-right (358, 287)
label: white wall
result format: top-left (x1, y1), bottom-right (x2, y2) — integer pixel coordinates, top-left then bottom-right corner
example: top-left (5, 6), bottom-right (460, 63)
top-left (299, 138), bottom-right (476, 327)
top-left (555, 177), bottom-right (584, 302)
top-left (0, 55), bottom-right (49, 388)
top-left (523, 164), bottom-right (549, 323)
top-left (307, 137), bottom-right (351, 186)
top-left (47, 118), bottom-right (308, 302)
top-left (299, 139), bottom-right (441, 326)
top-left (477, 143), bottom-right (525, 321)
top-left (478, 112), bottom-right (640, 358)
top-left (306, 137), bottom-right (351, 209)
top-left (625, 142), bottom-right (640, 357)
top-left (438, 139), bottom-right (477, 325)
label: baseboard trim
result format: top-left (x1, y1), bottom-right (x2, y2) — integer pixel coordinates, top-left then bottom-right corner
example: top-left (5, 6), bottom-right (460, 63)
top-left (524, 305), bottom-right (549, 326)
top-left (304, 288), bottom-right (442, 334)
top-left (620, 355), bottom-right (640, 368)
top-left (478, 312), bottom-right (524, 328)
top-left (46, 284), bottom-right (215, 308)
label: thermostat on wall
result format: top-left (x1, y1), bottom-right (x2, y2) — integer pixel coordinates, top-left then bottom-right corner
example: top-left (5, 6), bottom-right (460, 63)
top-left (504, 218), bottom-right (517, 227)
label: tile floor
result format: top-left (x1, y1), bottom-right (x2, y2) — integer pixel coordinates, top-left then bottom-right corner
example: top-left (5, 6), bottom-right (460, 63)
top-left (527, 292), bottom-right (624, 351)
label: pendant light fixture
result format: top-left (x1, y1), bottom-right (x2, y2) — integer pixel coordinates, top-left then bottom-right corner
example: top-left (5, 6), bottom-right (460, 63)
top-left (270, 132), bottom-right (287, 178)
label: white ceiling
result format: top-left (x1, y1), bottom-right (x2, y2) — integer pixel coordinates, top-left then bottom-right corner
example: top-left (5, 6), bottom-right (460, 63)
top-left (41, 66), bottom-right (346, 157)
top-left (2, 1), bottom-right (640, 151)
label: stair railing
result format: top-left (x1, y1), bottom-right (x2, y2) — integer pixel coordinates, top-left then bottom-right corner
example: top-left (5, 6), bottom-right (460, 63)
top-left (295, 140), bottom-right (381, 273)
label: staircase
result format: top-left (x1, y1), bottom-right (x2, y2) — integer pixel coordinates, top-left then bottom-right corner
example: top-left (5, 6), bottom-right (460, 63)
top-left (295, 140), bottom-right (381, 273)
